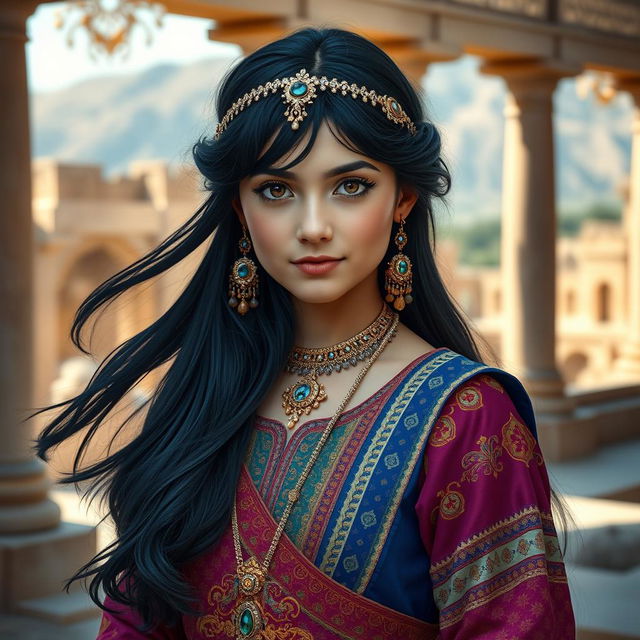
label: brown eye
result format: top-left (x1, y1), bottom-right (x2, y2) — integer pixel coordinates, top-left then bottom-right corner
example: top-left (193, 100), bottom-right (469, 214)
top-left (269, 184), bottom-right (286, 198)
top-left (334, 178), bottom-right (374, 197)
top-left (343, 181), bottom-right (360, 194)
top-left (255, 182), bottom-right (293, 201)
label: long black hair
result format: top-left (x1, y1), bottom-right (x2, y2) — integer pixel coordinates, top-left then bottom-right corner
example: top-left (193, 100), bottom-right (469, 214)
top-left (34, 27), bottom-right (502, 631)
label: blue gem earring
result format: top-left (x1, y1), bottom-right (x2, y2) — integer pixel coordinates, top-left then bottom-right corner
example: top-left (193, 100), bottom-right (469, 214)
top-left (385, 217), bottom-right (414, 311)
top-left (228, 226), bottom-right (259, 315)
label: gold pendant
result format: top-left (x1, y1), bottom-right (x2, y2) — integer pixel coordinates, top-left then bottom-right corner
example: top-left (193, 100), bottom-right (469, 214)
top-left (234, 557), bottom-right (266, 639)
top-left (281, 373), bottom-right (327, 429)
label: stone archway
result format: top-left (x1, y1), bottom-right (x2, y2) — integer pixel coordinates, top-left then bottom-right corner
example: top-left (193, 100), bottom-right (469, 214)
top-left (58, 247), bottom-right (122, 362)
top-left (561, 352), bottom-right (589, 384)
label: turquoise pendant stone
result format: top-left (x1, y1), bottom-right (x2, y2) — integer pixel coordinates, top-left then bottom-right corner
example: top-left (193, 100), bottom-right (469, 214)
top-left (239, 607), bottom-right (254, 636)
top-left (391, 99), bottom-right (400, 114)
top-left (293, 383), bottom-right (311, 402)
top-left (238, 263), bottom-right (249, 278)
top-left (290, 81), bottom-right (308, 97)
top-left (397, 260), bottom-right (408, 275)
top-left (397, 235), bottom-right (404, 243)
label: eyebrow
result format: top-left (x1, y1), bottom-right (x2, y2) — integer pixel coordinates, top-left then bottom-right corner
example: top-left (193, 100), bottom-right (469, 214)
top-left (250, 160), bottom-right (381, 180)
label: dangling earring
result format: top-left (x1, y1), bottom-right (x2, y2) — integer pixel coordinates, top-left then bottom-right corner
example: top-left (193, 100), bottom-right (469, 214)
top-left (228, 226), bottom-right (259, 315)
top-left (385, 217), bottom-right (414, 311)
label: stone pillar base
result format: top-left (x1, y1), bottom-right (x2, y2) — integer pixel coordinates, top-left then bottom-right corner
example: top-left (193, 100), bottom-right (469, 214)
top-left (518, 370), bottom-right (575, 417)
top-left (536, 413), bottom-right (597, 462)
top-left (0, 521), bottom-right (98, 622)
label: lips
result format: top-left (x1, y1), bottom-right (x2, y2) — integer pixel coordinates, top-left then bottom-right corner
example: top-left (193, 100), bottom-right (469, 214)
top-left (292, 255), bottom-right (343, 264)
top-left (293, 257), bottom-right (344, 275)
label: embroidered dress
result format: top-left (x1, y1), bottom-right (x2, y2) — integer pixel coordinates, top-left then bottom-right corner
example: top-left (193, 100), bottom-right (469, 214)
top-left (96, 348), bottom-right (575, 639)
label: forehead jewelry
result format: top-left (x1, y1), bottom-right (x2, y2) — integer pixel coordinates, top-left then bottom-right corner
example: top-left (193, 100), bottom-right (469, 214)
top-left (215, 68), bottom-right (417, 139)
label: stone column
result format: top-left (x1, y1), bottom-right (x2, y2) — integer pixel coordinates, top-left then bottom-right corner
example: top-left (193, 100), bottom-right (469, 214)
top-left (0, 1), bottom-right (97, 620)
top-left (614, 78), bottom-right (640, 379)
top-left (480, 60), bottom-right (588, 459)
top-left (0, 0), bottom-right (59, 535)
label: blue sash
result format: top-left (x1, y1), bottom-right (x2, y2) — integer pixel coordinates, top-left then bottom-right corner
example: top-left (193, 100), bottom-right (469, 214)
top-left (249, 348), bottom-right (537, 623)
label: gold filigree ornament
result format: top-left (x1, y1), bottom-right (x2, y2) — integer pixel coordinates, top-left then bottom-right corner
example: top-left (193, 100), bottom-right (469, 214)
top-left (228, 312), bottom-right (399, 639)
top-left (281, 374), bottom-right (327, 430)
top-left (215, 68), bottom-right (417, 139)
top-left (228, 227), bottom-right (260, 316)
top-left (384, 217), bottom-right (414, 311)
top-left (281, 303), bottom-right (396, 429)
top-left (234, 557), bottom-right (267, 639)
top-left (54, 1), bottom-right (165, 60)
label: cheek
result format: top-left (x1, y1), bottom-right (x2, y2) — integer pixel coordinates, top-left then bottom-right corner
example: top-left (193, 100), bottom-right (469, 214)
top-left (350, 198), bottom-right (394, 256)
top-left (244, 212), bottom-right (288, 264)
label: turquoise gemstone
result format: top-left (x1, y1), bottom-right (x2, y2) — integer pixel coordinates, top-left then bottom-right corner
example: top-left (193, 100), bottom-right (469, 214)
top-left (290, 81), bottom-right (308, 97)
top-left (397, 260), bottom-right (408, 275)
top-left (239, 608), bottom-right (254, 636)
top-left (391, 99), bottom-right (400, 113)
top-left (238, 263), bottom-right (249, 278)
top-left (397, 235), bottom-right (404, 243)
top-left (293, 384), bottom-right (311, 402)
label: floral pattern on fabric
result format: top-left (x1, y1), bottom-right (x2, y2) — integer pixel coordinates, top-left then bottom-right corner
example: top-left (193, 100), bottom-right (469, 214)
top-left (502, 412), bottom-right (544, 467)
top-left (430, 405), bottom-right (456, 447)
top-left (416, 373), bottom-right (575, 639)
top-left (455, 383), bottom-right (484, 411)
top-left (461, 434), bottom-right (504, 482)
top-left (94, 357), bottom-right (574, 639)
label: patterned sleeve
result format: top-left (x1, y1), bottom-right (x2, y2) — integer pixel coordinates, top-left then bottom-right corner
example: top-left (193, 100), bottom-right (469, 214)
top-left (414, 373), bottom-right (575, 639)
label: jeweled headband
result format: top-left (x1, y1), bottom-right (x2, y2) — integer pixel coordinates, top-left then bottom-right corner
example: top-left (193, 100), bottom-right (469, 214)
top-left (214, 68), bottom-right (417, 139)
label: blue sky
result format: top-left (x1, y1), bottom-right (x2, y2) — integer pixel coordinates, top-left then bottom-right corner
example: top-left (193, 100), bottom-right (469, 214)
top-left (26, 2), bottom-right (240, 94)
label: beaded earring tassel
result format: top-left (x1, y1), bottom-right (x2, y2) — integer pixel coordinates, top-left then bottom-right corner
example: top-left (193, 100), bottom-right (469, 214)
top-left (384, 217), bottom-right (414, 311)
top-left (228, 227), bottom-right (259, 315)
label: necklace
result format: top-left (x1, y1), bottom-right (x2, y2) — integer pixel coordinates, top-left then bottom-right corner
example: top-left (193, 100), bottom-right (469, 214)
top-left (281, 303), bottom-right (395, 429)
top-left (231, 309), bottom-right (399, 639)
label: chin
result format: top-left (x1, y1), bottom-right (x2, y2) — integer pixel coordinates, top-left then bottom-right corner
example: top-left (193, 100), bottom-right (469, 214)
top-left (286, 282), bottom-right (354, 305)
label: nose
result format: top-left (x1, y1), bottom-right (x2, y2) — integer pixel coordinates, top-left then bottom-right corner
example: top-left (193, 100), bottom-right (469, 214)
top-left (296, 195), bottom-right (333, 243)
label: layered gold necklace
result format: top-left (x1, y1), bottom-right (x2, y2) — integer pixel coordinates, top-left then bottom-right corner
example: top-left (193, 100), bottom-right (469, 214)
top-left (232, 308), bottom-right (399, 639)
top-left (280, 303), bottom-right (396, 428)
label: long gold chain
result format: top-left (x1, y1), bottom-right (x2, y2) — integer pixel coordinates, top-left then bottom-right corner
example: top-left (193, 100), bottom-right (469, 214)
top-left (232, 310), bottom-right (399, 575)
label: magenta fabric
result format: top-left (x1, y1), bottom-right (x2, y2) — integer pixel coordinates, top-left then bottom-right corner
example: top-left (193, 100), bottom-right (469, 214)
top-left (416, 374), bottom-right (575, 638)
top-left (95, 371), bottom-right (575, 639)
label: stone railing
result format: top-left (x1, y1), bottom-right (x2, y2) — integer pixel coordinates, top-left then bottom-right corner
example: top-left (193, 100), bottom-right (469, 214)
top-left (570, 382), bottom-right (640, 448)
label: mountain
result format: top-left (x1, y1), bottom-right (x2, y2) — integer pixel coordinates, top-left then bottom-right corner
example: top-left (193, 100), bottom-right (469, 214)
top-left (31, 57), bottom-right (234, 174)
top-left (30, 54), bottom-right (631, 222)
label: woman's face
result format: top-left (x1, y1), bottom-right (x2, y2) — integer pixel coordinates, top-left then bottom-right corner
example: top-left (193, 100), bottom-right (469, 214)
top-left (234, 121), bottom-right (416, 306)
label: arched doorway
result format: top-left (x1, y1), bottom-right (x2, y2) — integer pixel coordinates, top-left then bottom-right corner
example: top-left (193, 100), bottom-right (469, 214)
top-left (561, 352), bottom-right (589, 384)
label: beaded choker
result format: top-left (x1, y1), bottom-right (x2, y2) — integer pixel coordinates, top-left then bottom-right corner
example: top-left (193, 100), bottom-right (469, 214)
top-left (215, 68), bottom-right (417, 139)
top-left (231, 312), bottom-right (399, 639)
top-left (281, 304), bottom-right (395, 428)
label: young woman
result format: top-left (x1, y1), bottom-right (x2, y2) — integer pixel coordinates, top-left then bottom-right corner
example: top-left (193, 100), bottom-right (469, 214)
top-left (36, 27), bottom-right (575, 639)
